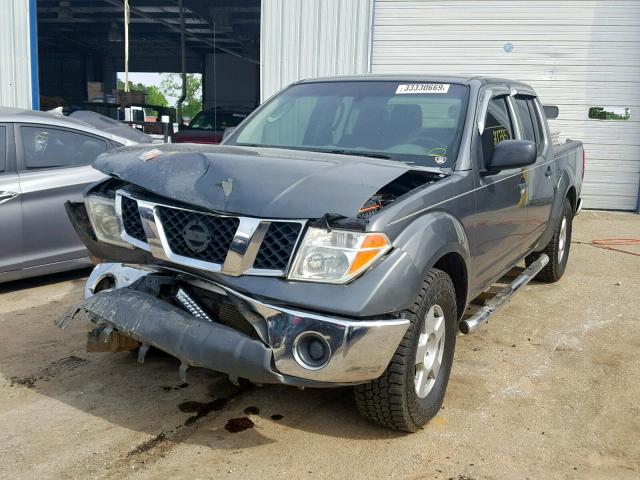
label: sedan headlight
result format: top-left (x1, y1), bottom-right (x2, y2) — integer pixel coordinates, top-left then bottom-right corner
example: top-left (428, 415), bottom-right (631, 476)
top-left (84, 195), bottom-right (131, 248)
top-left (288, 228), bottom-right (391, 284)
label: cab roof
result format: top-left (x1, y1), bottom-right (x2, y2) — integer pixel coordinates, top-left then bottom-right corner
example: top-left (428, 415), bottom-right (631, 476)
top-left (296, 74), bottom-right (535, 92)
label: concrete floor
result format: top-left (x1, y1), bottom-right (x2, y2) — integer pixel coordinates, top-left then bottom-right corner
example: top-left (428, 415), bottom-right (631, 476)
top-left (0, 210), bottom-right (638, 480)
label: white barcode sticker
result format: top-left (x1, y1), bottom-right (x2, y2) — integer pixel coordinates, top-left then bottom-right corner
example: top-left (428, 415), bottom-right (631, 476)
top-left (395, 84), bottom-right (450, 94)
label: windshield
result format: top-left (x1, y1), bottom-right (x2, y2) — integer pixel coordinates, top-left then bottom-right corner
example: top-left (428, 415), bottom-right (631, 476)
top-left (189, 111), bottom-right (248, 130)
top-left (227, 81), bottom-right (469, 168)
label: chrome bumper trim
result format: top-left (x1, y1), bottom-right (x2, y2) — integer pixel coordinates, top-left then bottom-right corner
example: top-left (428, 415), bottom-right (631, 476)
top-left (85, 263), bottom-right (410, 384)
top-left (84, 263), bottom-right (152, 299)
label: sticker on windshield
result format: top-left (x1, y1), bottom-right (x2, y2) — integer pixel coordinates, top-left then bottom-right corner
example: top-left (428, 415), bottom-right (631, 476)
top-left (427, 147), bottom-right (448, 164)
top-left (396, 84), bottom-right (450, 94)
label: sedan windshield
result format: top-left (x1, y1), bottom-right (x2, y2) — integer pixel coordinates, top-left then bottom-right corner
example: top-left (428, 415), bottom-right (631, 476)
top-left (227, 81), bottom-right (469, 168)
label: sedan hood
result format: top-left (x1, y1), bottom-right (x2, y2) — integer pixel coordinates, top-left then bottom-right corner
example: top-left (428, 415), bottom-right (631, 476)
top-left (93, 144), bottom-right (416, 219)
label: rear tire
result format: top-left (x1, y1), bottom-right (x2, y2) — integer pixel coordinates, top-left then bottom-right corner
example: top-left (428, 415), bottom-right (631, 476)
top-left (353, 268), bottom-right (457, 432)
top-left (526, 198), bottom-right (573, 282)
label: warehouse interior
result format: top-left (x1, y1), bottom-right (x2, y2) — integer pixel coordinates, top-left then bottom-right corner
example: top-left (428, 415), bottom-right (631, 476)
top-left (36, 0), bottom-right (261, 116)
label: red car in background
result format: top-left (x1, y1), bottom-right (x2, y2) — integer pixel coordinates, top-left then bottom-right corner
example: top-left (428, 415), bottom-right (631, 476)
top-left (172, 107), bottom-right (253, 144)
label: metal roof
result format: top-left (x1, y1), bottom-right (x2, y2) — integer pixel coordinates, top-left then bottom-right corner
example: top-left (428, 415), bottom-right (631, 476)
top-left (37, 0), bottom-right (261, 65)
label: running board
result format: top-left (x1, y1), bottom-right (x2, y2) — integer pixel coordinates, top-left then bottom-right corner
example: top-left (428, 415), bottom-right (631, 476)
top-left (459, 254), bottom-right (549, 334)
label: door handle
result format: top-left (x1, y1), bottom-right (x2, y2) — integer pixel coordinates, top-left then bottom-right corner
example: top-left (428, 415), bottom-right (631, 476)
top-left (545, 166), bottom-right (553, 178)
top-left (0, 191), bottom-right (19, 204)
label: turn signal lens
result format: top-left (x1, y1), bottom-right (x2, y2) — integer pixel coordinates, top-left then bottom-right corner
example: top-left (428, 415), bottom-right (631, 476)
top-left (361, 233), bottom-right (389, 249)
top-left (288, 228), bottom-right (391, 284)
top-left (347, 250), bottom-right (380, 275)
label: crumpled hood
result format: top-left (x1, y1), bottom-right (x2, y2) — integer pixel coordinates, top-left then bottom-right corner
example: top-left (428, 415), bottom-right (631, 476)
top-left (94, 143), bottom-right (413, 219)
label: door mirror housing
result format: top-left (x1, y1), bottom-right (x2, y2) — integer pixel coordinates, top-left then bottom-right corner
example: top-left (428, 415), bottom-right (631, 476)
top-left (222, 127), bottom-right (236, 142)
top-left (485, 140), bottom-right (536, 173)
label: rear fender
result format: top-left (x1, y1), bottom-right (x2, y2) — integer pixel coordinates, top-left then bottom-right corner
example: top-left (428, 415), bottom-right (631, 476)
top-left (534, 169), bottom-right (574, 251)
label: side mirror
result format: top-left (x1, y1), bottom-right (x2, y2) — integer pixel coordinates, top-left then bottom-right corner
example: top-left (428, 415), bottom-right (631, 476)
top-left (485, 140), bottom-right (536, 173)
top-left (543, 105), bottom-right (559, 119)
top-left (222, 127), bottom-right (236, 142)
top-left (178, 123), bottom-right (186, 131)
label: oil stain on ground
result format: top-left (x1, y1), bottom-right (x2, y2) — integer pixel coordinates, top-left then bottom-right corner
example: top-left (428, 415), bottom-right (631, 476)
top-left (160, 383), bottom-right (189, 392)
top-left (9, 355), bottom-right (87, 388)
top-left (178, 399), bottom-right (228, 426)
top-left (224, 417), bottom-right (254, 433)
top-left (127, 432), bottom-right (167, 456)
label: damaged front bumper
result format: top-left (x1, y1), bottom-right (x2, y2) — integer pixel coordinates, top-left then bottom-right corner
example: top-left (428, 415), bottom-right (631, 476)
top-left (58, 263), bottom-right (409, 387)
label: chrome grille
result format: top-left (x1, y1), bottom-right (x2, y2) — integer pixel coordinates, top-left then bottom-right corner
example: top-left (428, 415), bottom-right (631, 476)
top-left (115, 190), bottom-right (305, 276)
top-left (156, 206), bottom-right (239, 264)
top-left (254, 222), bottom-right (302, 270)
top-left (121, 196), bottom-right (146, 242)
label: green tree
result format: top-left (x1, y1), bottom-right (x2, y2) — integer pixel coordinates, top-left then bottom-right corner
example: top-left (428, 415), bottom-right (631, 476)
top-left (145, 85), bottom-right (169, 107)
top-left (116, 79), bottom-right (168, 107)
top-left (160, 73), bottom-right (202, 120)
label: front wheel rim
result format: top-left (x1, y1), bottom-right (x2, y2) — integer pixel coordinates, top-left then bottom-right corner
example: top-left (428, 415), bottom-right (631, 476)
top-left (414, 304), bottom-right (446, 398)
top-left (558, 216), bottom-right (567, 262)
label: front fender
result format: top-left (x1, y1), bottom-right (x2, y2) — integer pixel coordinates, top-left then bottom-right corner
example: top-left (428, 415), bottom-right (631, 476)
top-left (393, 210), bottom-right (471, 292)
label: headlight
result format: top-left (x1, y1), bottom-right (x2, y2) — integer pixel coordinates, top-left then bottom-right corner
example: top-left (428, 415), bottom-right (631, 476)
top-left (288, 228), bottom-right (391, 284)
top-left (84, 195), bottom-right (131, 248)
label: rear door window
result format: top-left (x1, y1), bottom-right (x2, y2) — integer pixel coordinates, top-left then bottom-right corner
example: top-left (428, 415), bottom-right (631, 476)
top-left (514, 97), bottom-right (536, 144)
top-left (20, 126), bottom-right (108, 170)
top-left (481, 96), bottom-right (513, 164)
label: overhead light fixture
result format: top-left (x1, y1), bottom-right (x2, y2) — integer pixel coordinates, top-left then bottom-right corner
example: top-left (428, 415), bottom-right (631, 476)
top-left (57, 1), bottom-right (73, 19)
top-left (108, 21), bottom-right (122, 42)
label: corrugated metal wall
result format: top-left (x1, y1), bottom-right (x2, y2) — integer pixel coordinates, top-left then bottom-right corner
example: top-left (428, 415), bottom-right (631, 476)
top-left (371, 0), bottom-right (640, 211)
top-left (260, 0), bottom-right (372, 101)
top-left (0, 0), bottom-right (33, 109)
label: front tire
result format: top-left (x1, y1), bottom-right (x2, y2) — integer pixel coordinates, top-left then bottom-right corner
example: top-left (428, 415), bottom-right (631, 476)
top-left (353, 268), bottom-right (457, 432)
top-left (526, 198), bottom-right (573, 282)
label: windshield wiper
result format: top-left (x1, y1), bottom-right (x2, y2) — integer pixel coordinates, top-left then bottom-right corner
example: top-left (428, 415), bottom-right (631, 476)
top-left (324, 149), bottom-right (392, 160)
top-left (235, 144), bottom-right (393, 160)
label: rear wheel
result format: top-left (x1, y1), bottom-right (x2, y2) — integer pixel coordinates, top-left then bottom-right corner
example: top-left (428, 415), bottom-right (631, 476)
top-left (353, 268), bottom-right (457, 432)
top-left (526, 198), bottom-right (573, 282)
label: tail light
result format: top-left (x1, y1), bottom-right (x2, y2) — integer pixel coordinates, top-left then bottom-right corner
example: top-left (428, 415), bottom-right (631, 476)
top-left (582, 149), bottom-right (586, 180)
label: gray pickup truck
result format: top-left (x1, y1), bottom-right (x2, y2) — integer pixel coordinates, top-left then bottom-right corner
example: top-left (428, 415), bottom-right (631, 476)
top-left (59, 75), bottom-right (584, 432)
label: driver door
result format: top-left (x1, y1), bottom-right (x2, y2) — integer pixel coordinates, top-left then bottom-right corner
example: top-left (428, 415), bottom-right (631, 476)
top-left (468, 94), bottom-right (530, 286)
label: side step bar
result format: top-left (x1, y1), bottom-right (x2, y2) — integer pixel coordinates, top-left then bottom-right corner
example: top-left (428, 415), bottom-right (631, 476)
top-left (459, 254), bottom-right (549, 334)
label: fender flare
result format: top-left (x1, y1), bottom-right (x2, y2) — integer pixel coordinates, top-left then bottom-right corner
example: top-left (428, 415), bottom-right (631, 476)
top-left (392, 211), bottom-right (471, 310)
top-left (535, 169), bottom-right (575, 251)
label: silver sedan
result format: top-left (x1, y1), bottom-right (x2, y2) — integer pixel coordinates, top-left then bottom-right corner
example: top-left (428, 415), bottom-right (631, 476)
top-left (0, 108), bottom-right (145, 283)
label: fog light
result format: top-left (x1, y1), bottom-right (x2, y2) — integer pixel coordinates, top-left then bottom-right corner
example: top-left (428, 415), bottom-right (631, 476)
top-left (93, 274), bottom-right (115, 293)
top-left (293, 332), bottom-right (331, 370)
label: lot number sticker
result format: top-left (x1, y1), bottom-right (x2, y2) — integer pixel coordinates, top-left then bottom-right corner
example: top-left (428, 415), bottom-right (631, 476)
top-left (396, 84), bottom-right (450, 94)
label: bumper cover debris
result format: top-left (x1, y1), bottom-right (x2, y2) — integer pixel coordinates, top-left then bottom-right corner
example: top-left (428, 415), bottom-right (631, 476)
top-left (57, 263), bottom-right (410, 386)
top-left (57, 288), bottom-right (278, 385)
